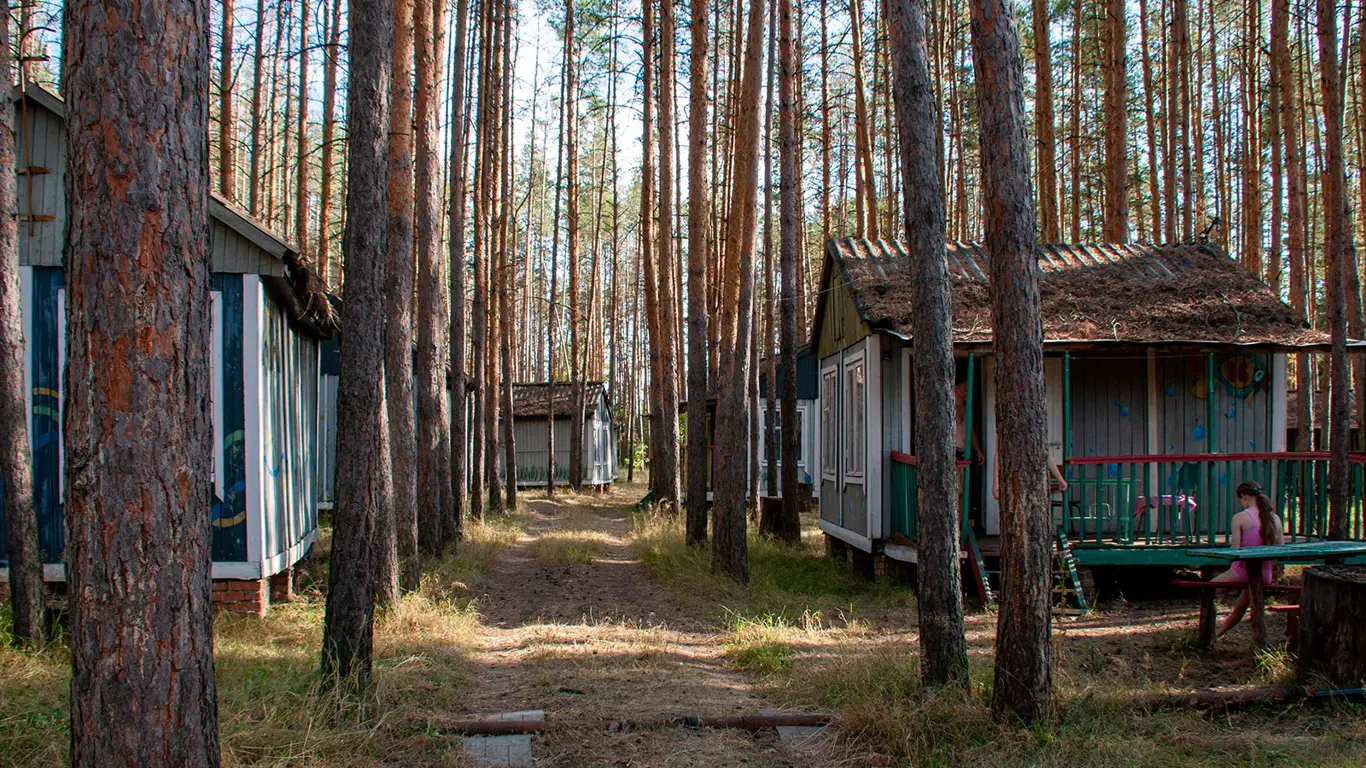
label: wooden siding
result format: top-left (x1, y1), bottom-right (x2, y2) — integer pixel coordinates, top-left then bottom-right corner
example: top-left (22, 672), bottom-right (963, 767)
top-left (814, 274), bottom-right (870, 360)
top-left (15, 102), bottom-right (65, 268)
top-left (211, 217), bottom-right (285, 275)
top-left (503, 392), bottom-right (618, 486)
top-left (14, 90), bottom-right (288, 276)
top-left (258, 289), bottom-right (320, 563)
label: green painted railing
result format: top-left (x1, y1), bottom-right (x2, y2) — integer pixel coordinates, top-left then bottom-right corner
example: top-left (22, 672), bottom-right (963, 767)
top-left (888, 450), bottom-right (1366, 547)
top-left (890, 452), bottom-right (918, 541)
top-left (1061, 452), bottom-right (1366, 546)
top-left (889, 452), bottom-right (971, 543)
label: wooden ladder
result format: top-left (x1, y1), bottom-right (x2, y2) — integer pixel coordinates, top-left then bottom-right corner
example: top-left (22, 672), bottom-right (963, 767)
top-left (964, 528), bottom-right (996, 609)
top-left (1053, 527), bottom-right (1090, 614)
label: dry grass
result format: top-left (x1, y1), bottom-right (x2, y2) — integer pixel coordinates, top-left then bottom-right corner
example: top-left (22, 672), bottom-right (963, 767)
top-left (0, 514), bottom-right (521, 768)
top-left (526, 529), bottom-right (615, 566)
top-left (633, 511), bottom-right (1366, 767)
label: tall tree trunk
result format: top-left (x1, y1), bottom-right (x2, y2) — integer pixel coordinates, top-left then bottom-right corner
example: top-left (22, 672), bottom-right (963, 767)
top-left (448, 0), bottom-right (471, 543)
top-left (889, 0), bottom-right (967, 685)
top-left (295, 0), bottom-right (311, 252)
top-left (318, 0), bottom-right (343, 283)
top-left (567, 0), bottom-right (584, 492)
top-left (686, 0), bottom-right (711, 544)
top-left (1138, 0), bottom-right (1160, 240)
top-left (655, 0), bottom-right (682, 508)
top-left (383, 0), bottom-right (416, 606)
top-left (1269, 0), bottom-right (1284, 293)
top-left (774, 0), bottom-right (801, 543)
top-left (1241, 0), bottom-right (1262, 275)
top-left (850, 0), bottom-right (879, 237)
top-left (249, 0), bottom-right (267, 215)
top-left (469, 0), bottom-right (492, 521)
top-left (712, 0), bottom-right (765, 583)
top-left (761, 4), bottom-right (777, 509)
top-left (641, 0), bottom-right (665, 505)
top-left (499, 1), bottom-right (518, 509)
top-left (415, 0), bottom-right (452, 536)
top-left (1068, 0), bottom-right (1081, 241)
top-left (1102, 0), bottom-right (1128, 241)
top-left (1319, 0), bottom-right (1356, 539)
top-left (1032, 0), bottom-right (1058, 241)
top-left (0, 1), bottom-right (43, 647)
top-left (969, 0), bottom-right (1052, 723)
top-left (220, 0), bottom-right (236, 198)
top-left (324, 0), bottom-right (392, 686)
top-left (65, 0), bottom-right (220, 757)
top-left (546, 44), bottom-right (566, 497)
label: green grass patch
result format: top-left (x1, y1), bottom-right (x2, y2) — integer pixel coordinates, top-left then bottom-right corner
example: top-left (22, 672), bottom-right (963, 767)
top-left (632, 509), bottom-right (912, 625)
top-left (726, 640), bottom-right (795, 674)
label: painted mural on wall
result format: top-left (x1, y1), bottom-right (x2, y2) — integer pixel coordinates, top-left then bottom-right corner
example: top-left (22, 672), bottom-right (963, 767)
top-left (211, 274), bottom-right (248, 562)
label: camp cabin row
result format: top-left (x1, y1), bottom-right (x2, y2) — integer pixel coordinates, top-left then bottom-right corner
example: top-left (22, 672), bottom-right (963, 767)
top-left (812, 237), bottom-right (1366, 570)
top-left (0, 83), bottom-right (335, 615)
top-left (677, 351), bottom-right (822, 503)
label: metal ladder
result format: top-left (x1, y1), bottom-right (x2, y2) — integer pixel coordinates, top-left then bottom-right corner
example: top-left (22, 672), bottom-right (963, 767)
top-left (964, 528), bottom-right (996, 609)
top-left (1053, 527), bottom-right (1090, 614)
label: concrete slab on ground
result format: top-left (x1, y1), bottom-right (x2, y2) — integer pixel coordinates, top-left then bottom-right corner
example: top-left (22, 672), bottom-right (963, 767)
top-left (461, 710), bottom-right (542, 767)
top-left (759, 707), bottom-right (829, 746)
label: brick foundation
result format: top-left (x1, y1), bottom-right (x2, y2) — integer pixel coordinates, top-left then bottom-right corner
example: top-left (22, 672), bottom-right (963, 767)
top-left (269, 568), bottom-right (294, 604)
top-left (212, 578), bottom-right (269, 616)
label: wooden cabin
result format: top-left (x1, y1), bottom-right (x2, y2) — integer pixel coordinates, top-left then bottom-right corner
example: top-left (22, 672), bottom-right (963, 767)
top-left (504, 382), bottom-right (618, 487)
top-left (812, 237), bottom-right (1366, 569)
top-left (677, 350), bottom-right (821, 504)
top-left (0, 83), bottom-right (337, 614)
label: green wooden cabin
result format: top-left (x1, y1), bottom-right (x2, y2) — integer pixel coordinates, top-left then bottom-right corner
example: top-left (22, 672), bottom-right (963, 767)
top-left (811, 237), bottom-right (1366, 568)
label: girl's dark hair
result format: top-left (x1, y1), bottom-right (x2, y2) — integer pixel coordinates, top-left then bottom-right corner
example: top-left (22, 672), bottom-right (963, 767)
top-left (1237, 481), bottom-right (1277, 542)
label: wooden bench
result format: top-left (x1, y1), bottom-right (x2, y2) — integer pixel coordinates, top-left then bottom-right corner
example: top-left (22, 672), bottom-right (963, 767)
top-left (1268, 604), bottom-right (1301, 655)
top-left (1170, 580), bottom-right (1302, 648)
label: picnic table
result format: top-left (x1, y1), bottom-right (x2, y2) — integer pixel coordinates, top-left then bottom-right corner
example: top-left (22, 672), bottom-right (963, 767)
top-left (1190, 541), bottom-right (1366, 649)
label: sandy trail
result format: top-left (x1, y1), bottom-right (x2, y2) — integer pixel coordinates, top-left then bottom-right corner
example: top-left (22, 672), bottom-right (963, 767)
top-left (458, 487), bottom-right (839, 767)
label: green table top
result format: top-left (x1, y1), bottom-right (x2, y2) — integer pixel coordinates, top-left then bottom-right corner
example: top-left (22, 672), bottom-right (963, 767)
top-left (1189, 540), bottom-right (1366, 562)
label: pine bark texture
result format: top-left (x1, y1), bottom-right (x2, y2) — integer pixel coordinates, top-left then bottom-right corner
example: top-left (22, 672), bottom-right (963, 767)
top-left (63, 0), bottom-right (219, 759)
top-left (1102, 0), bottom-right (1128, 241)
top-left (318, 0), bottom-right (343, 282)
top-left (219, 0), bottom-right (236, 197)
top-left (567, 0), bottom-right (584, 492)
top-left (448, 0), bottom-right (471, 543)
top-left (415, 0), bottom-right (452, 534)
top-left (381, 0), bottom-right (414, 604)
top-left (323, 0), bottom-right (392, 687)
top-left (1031, 0), bottom-right (1058, 242)
top-left (0, 0), bottom-right (44, 647)
top-left (712, 0), bottom-right (765, 584)
top-left (654, 0), bottom-right (682, 510)
top-left (685, 0), bottom-right (711, 545)
top-left (968, 0), bottom-right (1053, 723)
top-left (1318, 0), bottom-right (1353, 540)
top-left (775, 0), bottom-right (802, 543)
top-left (295, 0), bottom-right (311, 252)
top-left (888, 0), bottom-right (968, 686)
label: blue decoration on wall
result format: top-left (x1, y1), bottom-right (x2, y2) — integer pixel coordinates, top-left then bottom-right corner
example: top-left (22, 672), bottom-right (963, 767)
top-left (1227, 404), bottom-right (1237, 419)
top-left (1192, 424), bottom-right (1206, 441)
top-left (1106, 463), bottom-right (1119, 477)
top-left (1219, 471), bottom-right (1228, 485)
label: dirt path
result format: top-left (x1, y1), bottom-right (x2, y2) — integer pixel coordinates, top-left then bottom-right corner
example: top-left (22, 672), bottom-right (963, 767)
top-left (460, 488), bottom-right (831, 767)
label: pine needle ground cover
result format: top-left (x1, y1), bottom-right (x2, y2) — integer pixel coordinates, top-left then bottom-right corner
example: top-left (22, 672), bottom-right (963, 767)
top-left (0, 515), bottom-right (521, 768)
top-left (634, 510), bottom-right (1366, 767)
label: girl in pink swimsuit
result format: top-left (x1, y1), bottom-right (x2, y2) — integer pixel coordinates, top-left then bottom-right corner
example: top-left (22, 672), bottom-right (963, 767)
top-left (1211, 481), bottom-right (1285, 638)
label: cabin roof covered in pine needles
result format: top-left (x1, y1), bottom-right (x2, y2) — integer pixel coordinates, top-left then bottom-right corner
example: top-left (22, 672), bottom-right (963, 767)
top-left (818, 237), bottom-right (1333, 349)
top-left (512, 382), bottom-right (608, 419)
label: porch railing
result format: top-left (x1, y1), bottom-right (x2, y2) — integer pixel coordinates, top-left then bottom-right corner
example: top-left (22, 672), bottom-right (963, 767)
top-left (888, 450), bottom-right (1366, 547)
top-left (1061, 452), bottom-right (1366, 546)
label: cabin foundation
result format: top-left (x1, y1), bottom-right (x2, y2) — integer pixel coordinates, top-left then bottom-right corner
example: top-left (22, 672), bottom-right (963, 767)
top-left (213, 578), bottom-right (270, 616)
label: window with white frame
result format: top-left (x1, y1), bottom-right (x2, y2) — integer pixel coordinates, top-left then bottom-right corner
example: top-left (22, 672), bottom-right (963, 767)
top-left (844, 358), bottom-right (866, 477)
top-left (821, 368), bottom-right (837, 476)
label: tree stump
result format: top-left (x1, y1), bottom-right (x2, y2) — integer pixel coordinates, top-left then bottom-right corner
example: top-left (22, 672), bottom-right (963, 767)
top-left (1296, 566), bottom-right (1366, 686)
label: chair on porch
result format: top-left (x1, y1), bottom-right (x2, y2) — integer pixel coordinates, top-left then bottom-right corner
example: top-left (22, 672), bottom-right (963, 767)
top-left (1131, 462), bottom-right (1201, 542)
